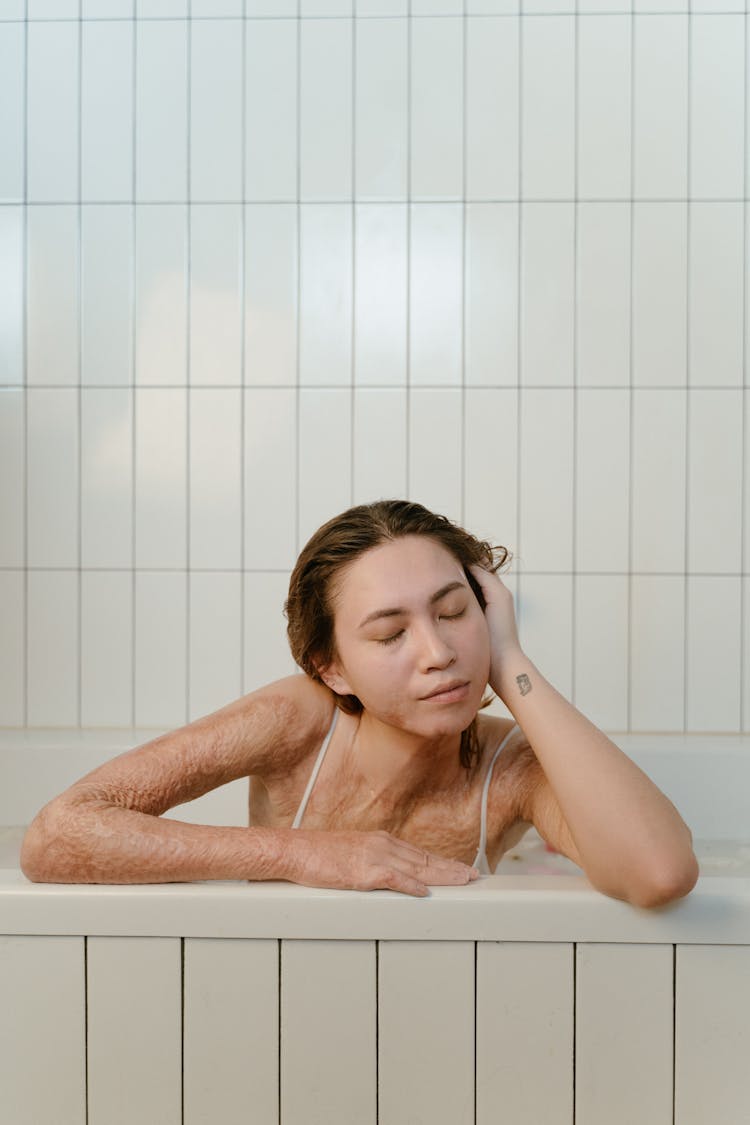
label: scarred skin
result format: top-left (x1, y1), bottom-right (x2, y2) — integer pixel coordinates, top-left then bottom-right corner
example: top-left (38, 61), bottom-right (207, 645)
top-left (20, 535), bottom-right (699, 905)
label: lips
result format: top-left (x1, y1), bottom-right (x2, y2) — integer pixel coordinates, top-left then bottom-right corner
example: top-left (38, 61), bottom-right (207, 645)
top-left (422, 680), bottom-right (469, 700)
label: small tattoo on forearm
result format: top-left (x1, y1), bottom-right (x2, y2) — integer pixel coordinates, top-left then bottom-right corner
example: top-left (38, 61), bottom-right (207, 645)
top-left (516, 673), bottom-right (532, 696)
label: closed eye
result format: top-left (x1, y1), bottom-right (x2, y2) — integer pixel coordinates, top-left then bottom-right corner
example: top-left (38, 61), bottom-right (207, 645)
top-left (376, 609), bottom-right (466, 646)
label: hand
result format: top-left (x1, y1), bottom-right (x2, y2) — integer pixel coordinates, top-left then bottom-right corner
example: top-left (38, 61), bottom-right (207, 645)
top-left (467, 562), bottom-right (523, 693)
top-left (284, 829), bottom-right (480, 898)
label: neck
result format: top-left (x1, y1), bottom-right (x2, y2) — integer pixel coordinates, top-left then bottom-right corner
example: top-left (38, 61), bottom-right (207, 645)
top-left (352, 710), bottom-right (471, 804)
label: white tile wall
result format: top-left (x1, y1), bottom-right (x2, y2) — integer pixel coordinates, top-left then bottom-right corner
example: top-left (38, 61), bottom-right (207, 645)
top-left (0, 1), bottom-right (747, 734)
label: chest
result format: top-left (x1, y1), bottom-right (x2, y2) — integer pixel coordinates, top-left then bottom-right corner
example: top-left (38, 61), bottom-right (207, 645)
top-left (248, 723), bottom-right (525, 870)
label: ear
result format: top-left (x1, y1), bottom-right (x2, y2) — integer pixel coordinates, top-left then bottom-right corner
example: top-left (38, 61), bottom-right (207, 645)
top-left (314, 657), bottom-right (354, 697)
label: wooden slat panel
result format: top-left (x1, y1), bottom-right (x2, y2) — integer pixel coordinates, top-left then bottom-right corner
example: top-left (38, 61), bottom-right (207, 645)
top-left (281, 939), bottom-right (376, 1125)
top-left (183, 938), bottom-right (278, 1125)
top-left (675, 944), bottom-right (750, 1124)
top-left (476, 941), bottom-right (573, 1125)
top-left (378, 940), bottom-right (474, 1125)
top-left (87, 936), bottom-right (182, 1125)
top-left (0, 935), bottom-right (86, 1125)
top-left (576, 943), bottom-right (673, 1125)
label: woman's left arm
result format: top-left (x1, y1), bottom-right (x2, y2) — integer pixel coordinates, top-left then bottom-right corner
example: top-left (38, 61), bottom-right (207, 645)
top-left (468, 565), bottom-right (700, 908)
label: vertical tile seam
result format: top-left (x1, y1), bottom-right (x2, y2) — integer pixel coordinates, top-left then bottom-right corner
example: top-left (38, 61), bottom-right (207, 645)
top-left (22, 0), bottom-right (28, 726)
top-left (131, 5), bottom-right (136, 727)
top-left (77, 0), bottom-right (82, 727)
top-left (627, 3), bottom-right (635, 732)
top-left (572, 0), bottom-right (579, 708)
top-left (684, 0), bottom-right (691, 733)
top-left (186, 0), bottom-right (192, 724)
top-left (240, 4), bottom-right (246, 693)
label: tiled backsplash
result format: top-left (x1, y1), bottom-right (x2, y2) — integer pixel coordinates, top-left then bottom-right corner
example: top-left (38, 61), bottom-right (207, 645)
top-left (0, 1), bottom-right (747, 732)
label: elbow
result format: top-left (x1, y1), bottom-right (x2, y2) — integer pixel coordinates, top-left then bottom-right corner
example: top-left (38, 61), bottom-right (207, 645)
top-left (633, 853), bottom-right (701, 910)
top-left (19, 805), bottom-right (84, 884)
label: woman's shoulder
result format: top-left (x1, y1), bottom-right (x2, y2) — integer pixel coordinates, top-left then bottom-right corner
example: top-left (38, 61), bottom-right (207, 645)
top-left (245, 673), bottom-right (337, 780)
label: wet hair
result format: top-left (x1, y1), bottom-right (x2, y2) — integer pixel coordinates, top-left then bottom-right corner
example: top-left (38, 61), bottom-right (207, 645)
top-left (284, 499), bottom-right (513, 774)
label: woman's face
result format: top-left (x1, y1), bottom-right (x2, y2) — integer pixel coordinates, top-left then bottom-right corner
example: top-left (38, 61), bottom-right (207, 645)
top-left (322, 535), bottom-right (491, 738)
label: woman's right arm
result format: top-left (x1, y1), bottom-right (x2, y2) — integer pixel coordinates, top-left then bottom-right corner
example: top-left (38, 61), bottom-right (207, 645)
top-left (20, 673), bottom-right (479, 895)
top-left (19, 675), bottom-right (327, 885)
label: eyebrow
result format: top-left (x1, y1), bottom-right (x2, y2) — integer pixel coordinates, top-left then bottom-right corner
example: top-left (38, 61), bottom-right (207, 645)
top-left (357, 581), bottom-right (467, 630)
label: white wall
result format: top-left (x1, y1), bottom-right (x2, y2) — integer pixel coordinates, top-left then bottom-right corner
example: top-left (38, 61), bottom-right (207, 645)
top-left (0, 0), bottom-right (747, 735)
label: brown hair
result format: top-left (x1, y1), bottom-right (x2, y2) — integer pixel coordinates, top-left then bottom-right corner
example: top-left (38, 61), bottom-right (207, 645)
top-left (284, 499), bottom-right (513, 774)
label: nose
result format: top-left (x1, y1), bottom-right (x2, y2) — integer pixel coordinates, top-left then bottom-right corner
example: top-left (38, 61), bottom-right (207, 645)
top-left (414, 620), bottom-right (456, 672)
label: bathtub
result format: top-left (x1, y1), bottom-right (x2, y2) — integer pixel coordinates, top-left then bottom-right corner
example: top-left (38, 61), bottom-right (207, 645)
top-left (1, 728), bottom-right (749, 1125)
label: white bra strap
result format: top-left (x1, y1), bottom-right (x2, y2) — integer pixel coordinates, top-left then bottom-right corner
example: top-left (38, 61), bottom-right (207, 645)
top-left (291, 707), bottom-right (339, 829)
top-left (476, 723), bottom-right (520, 861)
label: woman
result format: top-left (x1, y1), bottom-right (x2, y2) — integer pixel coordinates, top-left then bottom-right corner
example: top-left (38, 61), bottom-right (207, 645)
top-left (20, 499), bottom-right (699, 906)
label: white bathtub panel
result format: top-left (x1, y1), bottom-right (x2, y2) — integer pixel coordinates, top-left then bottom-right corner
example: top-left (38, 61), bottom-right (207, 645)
top-left (463, 387), bottom-right (518, 549)
top-left (190, 20), bottom-right (243, 202)
top-left (353, 205), bottom-right (408, 387)
top-left (518, 389), bottom-right (574, 571)
top-left (184, 938), bottom-right (278, 1125)
top-left (476, 941), bottom-right (573, 1125)
top-left (244, 204), bottom-right (299, 387)
top-left (189, 206), bottom-right (242, 387)
top-left (27, 22), bottom-right (78, 202)
top-left (515, 575), bottom-right (573, 699)
top-left (136, 20), bottom-right (188, 202)
top-left (0, 387), bottom-right (23, 565)
top-left (576, 390), bottom-right (629, 572)
top-left (135, 205), bottom-right (188, 387)
top-left (188, 572), bottom-right (242, 721)
top-left (465, 204), bottom-right (519, 387)
top-left (409, 205), bottom-right (463, 386)
top-left (353, 388), bottom-right (407, 502)
top-left (299, 205), bottom-right (352, 386)
top-left (574, 576), bottom-right (629, 732)
top-left (245, 19), bottom-right (297, 202)
top-left (632, 204), bottom-right (688, 387)
top-left (244, 388), bottom-right (297, 570)
top-left (689, 206), bottom-right (744, 388)
top-left (633, 15), bottom-right (688, 199)
top-left (27, 570), bottom-right (78, 725)
top-left (300, 19), bottom-right (352, 201)
top-left (690, 17), bottom-right (745, 200)
top-left (135, 388), bottom-right (187, 569)
top-left (408, 388), bottom-right (462, 525)
top-left (27, 206), bottom-right (79, 386)
top-left (578, 17), bottom-right (631, 200)
top-left (281, 939), bottom-right (376, 1125)
top-left (0, 935), bottom-right (85, 1125)
top-left (28, 388), bottom-right (78, 567)
top-left (243, 571), bottom-right (297, 693)
top-left (411, 18), bottom-right (463, 201)
top-left (0, 23), bottom-right (23, 203)
top-left (576, 205), bottom-right (631, 389)
top-left (521, 17), bottom-right (575, 199)
top-left (630, 576), bottom-right (685, 731)
top-left (675, 945), bottom-right (750, 1124)
top-left (81, 388), bottom-right (133, 568)
top-left (298, 389), bottom-right (352, 549)
top-left (576, 943), bottom-right (673, 1125)
top-left (87, 936), bottom-right (182, 1125)
top-left (189, 389), bottom-right (242, 570)
top-left (520, 204), bottom-right (575, 387)
top-left (81, 21), bottom-right (134, 202)
top-left (466, 19), bottom-right (518, 201)
top-left (632, 389), bottom-right (686, 573)
top-left (135, 571), bottom-right (188, 729)
top-left (0, 571), bottom-right (23, 726)
top-left (378, 940), bottom-right (474, 1125)
top-left (81, 207), bottom-right (133, 387)
top-left (81, 571), bottom-right (133, 727)
top-left (0, 208), bottom-right (22, 384)
top-left (355, 19), bottom-right (407, 201)
top-left (688, 391), bottom-right (743, 574)
top-left (686, 577), bottom-right (742, 732)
